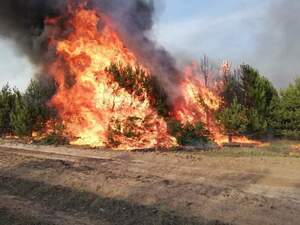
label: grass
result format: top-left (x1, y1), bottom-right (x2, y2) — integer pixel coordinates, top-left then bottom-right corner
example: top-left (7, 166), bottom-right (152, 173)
top-left (201, 140), bottom-right (300, 158)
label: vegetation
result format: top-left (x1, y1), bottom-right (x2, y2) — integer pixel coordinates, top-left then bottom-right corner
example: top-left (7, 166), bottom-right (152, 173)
top-left (271, 78), bottom-right (300, 139)
top-left (1, 63), bottom-right (299, 146)
top-left (216, 97), bottom-right (248, 142)
top-left (168, 120), bottom-right (209, 145)
top-left (201, 140), bottom-right (300, 158)
top-left (0, 79), bottom-right (57, 140)
top-left (106, 63), bottom-right (171, 117)
top-left (10, 90), bottom-right (31, 136)
top-left (218, 64), bottom-right (280, 139)
top-left (0, 84), bottom-right (16, 135)
top-left (107, 64), bottom-right (211, 145)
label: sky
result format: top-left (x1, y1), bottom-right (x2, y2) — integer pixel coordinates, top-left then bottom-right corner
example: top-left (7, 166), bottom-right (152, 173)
top-left (0, 0), bottom-right (298, 90)
top-left (0, 40), bottom-right (35, 91)
top-left (154, 0), bottom-right (265, 61)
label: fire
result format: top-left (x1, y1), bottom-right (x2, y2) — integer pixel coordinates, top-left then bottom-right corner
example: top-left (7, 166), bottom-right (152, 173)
top-left (172, 64), bottom-right (225, 144)
top-left (173, 64), bottom-right (259, 146)
top-left (45, 3), bottom-right (258, 150)
top-left (48, 6), bottom-right (176, 150)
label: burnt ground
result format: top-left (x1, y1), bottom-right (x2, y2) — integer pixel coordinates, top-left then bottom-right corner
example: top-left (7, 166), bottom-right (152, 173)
top-left (0, 142), bottom-right (299, 225)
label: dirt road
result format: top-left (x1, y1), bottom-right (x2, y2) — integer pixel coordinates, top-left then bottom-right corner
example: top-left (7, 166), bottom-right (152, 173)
top-left (0, 143), bottom-right (299, 225)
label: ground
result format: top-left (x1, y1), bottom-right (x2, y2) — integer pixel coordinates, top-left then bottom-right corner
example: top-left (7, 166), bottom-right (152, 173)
top-left (0, 140), bottom-right (299, 225)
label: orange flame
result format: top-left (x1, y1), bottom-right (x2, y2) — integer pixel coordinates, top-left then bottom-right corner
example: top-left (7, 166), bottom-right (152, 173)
top-left (46, 4), bottom-right (258, 149)
top-left (48, 7), bottom-right (176, 150)
top-left (173, 64), bottom-right (259, 146)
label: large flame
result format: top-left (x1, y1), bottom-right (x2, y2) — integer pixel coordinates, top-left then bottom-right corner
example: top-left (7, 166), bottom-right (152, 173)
top-left (173, 64), bottom-right (260, 146)
top-left (46, 4), bottom-right (258, 150)
top-left (173, 65), bottom-right (227, 145)
top-left (48, 7), bottom-right (176, 150)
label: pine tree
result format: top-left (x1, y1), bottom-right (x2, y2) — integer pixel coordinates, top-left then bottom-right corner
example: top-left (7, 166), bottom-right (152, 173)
top-left (10, 92), bottom-right (31, 136)
top-left (272, 78), bottom-right (300, 139)
top-left (0, 84), bottom-right (16, 135)
top-left (220, 65), bottom-right (278, 138)
top-left (240, 65), bottom-right (278, 136)
top-left (24, 79), bottom-right (56, 131)
top-left (217, 97), bottom-right (248, 142)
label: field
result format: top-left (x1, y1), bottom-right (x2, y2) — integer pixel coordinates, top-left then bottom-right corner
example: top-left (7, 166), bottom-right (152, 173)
top-left (0, 140), bottom-right (299, 225)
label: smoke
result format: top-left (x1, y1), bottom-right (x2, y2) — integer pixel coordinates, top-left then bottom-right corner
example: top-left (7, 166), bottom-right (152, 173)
top-left (253, 0), bottom-right (300, 87)
top-left (92, 0), bottom-right (180, 85)
top-left (0, 0), bottom-right (179, 96)
top-left (0, 0), bottom-right (68, 64)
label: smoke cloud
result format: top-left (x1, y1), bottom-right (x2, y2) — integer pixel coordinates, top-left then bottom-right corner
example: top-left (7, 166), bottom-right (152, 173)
top-left (92, 0), bottom-right (179, 85)
top-left (253, 0), bottom-right (300, 87)
top-left (0, 0), bottom-right (179, 95)
top-left (0, 0), bottom-right (67, 63)
top-left (0, 0), bottom-right (176, 73)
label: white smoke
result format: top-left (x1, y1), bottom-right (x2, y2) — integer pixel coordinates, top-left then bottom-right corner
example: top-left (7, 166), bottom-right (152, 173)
top-left (251, 0), bottom-right (300, 87)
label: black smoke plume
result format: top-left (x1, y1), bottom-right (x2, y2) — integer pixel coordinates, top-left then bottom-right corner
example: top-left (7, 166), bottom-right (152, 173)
top-left (0, 0), bottom-right (67, 63)
top-left (0, 0), bottom-right (179, 91)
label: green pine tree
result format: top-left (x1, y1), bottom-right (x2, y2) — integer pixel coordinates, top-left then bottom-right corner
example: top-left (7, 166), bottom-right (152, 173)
top-left (271, 78), bottom-right (300, 139)
top-left (217, 97), bottom-right (248, 142)
top-left (24, 79), bottom-right (56, 131)
top-left (0, 84), bottom-right (16, 135)
top-left (220, 65), bottom-right (278, 138)
top-left (10, 92), bottom-right (31, 136)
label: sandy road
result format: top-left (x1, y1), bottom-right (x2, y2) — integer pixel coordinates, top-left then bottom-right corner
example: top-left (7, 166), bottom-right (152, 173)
top-left (0, 143), bottom-right (299, 225)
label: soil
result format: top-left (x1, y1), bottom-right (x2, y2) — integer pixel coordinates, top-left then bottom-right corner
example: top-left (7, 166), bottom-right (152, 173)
top-left (0, 142), bottom-right (299, 225)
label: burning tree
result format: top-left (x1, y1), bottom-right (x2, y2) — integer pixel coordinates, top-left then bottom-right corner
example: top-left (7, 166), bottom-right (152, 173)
top-left (40, 3), bottom-right (261, 149)
top-left (0, 1), bottom-right (264, 149)
top-left (47, 7), bottom-right (179, 150)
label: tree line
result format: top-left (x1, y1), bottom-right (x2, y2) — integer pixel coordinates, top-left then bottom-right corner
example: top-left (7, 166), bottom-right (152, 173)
top-left (0, 64), bottom-right (299, 144)
top-left (217, 64), bottom-right (300, 140)
top-left (0, 80), bottom-right (55, 137)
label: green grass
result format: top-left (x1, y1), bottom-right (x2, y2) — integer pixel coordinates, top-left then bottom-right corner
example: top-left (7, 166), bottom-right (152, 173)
top-left (201, 140), bottom-right (300, 158)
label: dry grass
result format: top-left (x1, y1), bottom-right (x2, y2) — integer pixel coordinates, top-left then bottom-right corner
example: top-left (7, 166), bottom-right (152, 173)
top-left (200, 140), bottom-right (300, 158)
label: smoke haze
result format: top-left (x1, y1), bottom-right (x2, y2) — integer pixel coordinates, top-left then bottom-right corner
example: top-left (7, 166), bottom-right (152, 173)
top-left (253, 0), bottom-right (300, 87)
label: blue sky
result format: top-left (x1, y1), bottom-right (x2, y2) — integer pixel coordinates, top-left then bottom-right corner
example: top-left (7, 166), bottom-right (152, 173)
top-left (154, 0), bottom-right (267, 62)
top-left (0, 0), bottom-right (294, 89)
